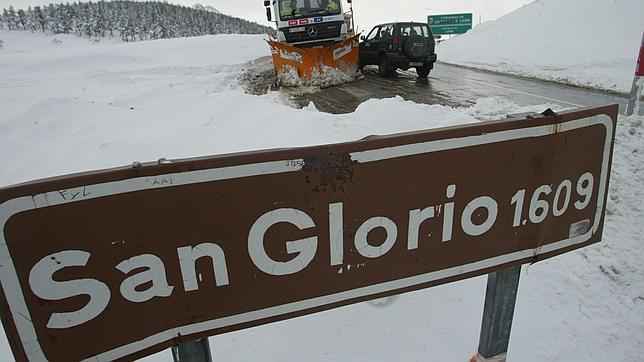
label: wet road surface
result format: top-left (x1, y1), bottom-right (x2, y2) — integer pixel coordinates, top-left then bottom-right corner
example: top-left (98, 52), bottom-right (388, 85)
top-left (288, 63), bottom-right (630, 114)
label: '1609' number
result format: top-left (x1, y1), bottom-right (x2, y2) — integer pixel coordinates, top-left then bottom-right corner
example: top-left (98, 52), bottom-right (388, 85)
top-left (510, 172), bottom-right (595, 227)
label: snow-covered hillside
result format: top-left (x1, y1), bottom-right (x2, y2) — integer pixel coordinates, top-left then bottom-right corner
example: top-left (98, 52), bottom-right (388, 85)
top-left (0, 30), bottom-right (643, 362)
top-left (0, 1), bottom-right (270, 42)
top-left (439, 0), bottom-right (644, 94)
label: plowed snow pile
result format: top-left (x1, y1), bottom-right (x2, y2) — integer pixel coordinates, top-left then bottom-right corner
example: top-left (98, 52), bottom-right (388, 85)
top-left (439, 0), bottom-right (644, 93)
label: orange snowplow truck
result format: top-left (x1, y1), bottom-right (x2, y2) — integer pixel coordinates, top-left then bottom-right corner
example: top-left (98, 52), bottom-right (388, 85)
top-left (264, 0), bottom-right (360, 85)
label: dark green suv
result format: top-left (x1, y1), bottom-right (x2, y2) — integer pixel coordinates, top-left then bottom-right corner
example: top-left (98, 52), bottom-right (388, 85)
top-left (359, 22), bottom-right (437, 78)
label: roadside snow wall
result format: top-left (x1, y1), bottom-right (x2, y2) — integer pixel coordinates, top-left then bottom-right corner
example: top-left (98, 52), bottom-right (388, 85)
top-left (439, 0), bottom-right (644, 94)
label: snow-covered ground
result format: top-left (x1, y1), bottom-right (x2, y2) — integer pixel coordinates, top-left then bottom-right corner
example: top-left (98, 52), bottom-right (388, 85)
top-left (0, 30), bottom-right (643, 362)
top-left (439, 0), bottom-right (644, 94)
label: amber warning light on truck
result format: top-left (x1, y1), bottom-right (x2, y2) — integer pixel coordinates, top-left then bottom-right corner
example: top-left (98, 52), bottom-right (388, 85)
top-left (0, 105), bottom-right (617, 362)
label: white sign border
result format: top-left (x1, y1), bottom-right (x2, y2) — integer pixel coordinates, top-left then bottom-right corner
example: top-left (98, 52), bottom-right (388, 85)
top-left (0, 115), bottom-right (613, 362)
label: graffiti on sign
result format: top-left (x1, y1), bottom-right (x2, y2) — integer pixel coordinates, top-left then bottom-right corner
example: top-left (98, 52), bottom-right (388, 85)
top-left (0, 106), bottom-right (617, 361)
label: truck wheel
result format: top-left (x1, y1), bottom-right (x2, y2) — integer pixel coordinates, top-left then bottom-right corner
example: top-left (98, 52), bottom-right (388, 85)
top-left (416, 65), bottom-right (431, 78)
top-left (378, 55), bottom-right (393, 77)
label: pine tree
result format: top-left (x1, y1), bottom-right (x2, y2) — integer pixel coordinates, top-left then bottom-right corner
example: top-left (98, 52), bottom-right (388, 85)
top-left (7, 6), bottom-right (17, 30)
top-left (1, 9), bottom-right (7, 30)
top-left (17, 9), bottom-right (27, 30)
top-left (34, 6), bottom-right (46, 32)
top-left (25, 7), bottom-right (37, 32)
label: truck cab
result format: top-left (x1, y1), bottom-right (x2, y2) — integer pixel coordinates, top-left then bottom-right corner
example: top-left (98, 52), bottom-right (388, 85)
top-left (264, 0), bottom-right (351, 46)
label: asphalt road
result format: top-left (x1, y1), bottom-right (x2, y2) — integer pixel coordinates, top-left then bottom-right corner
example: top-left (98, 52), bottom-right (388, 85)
top-left (289, 63), bottom-right (631, 115)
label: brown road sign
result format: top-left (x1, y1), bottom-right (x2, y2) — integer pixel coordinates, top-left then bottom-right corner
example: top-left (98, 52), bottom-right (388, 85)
top-left (0, 105), bottom-right (617, 362)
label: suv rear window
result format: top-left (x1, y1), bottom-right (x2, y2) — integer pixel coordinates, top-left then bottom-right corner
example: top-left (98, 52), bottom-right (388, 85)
top-left (401, 24), bottom-right (431, 38)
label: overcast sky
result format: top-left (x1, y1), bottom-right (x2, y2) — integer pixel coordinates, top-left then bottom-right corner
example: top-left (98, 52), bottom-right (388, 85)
top-left (1, 0), bottom-right (535, 32)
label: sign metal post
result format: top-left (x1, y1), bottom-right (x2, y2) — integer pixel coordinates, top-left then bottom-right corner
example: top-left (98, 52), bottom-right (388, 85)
top-left (172, 338), bottom-right (213, 362)
top-left (626, 32), bottom-right (644, 116)
top-left (472, 265), bottom-right (522, 362)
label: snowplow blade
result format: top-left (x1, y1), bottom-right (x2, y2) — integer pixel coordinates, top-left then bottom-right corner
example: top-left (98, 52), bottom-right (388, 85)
top-left (268, 35), bottom-right (360, 87)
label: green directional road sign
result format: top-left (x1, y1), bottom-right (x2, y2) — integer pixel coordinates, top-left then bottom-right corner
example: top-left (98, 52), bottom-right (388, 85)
top-left (428, 13), bottom-right (473, 35)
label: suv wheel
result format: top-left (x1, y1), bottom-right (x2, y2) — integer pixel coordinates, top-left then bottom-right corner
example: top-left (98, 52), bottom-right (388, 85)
top-left (378, 55), bottom-right (394, 77)
top-left (416, 65), bottom-right (431, 78)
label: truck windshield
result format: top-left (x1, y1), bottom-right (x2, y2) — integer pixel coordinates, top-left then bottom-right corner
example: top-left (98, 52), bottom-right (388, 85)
top-left (278, 0), bottom-right (341, 20)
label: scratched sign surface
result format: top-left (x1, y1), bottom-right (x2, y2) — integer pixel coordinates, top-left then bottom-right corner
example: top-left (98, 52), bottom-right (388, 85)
top-left (0, 106), bottom-right (617, 361)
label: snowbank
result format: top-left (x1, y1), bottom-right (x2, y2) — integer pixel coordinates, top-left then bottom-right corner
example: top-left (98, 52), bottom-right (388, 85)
top-left (0, 30), bottom-right (482, 186)
top-left (277, 64), bottom-right (360, 88)
top-left (0, 30), bottom-right (122, 52)
top-left (1, 30), bottom-right (643, 362)
top-left (439, 0), bottom-right (644, 94)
